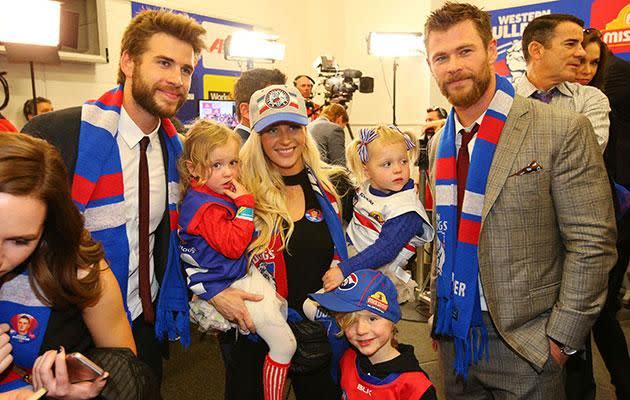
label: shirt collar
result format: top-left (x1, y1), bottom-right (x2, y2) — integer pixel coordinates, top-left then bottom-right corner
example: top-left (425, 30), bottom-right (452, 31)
top-left (235, 123), bottom-right (251, 133)
top-left (516, 74), bottom-right (573, 98)
top-left (118, 106), bottom-right (161, 149)
top-left (454, 111), bottom-right (485, 135)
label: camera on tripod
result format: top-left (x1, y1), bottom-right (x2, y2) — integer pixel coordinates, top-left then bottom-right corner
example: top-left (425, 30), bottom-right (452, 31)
top-left (314, 56), bottom-right (374, 106)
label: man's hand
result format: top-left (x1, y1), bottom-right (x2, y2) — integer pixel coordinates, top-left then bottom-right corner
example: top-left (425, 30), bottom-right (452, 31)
top-left (322, 266), bottom-right (344, 292)
top-left (422, 119), bottom-right (446, 134)
top-left (548, 338), bottom-right (569, 367)
top-left (210, 287), bottom-right (263, 333)
top-left (0, 323), bottom-right (13, 374)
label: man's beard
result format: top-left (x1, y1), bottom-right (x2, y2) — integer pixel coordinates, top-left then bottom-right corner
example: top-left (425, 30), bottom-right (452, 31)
top-left (131, 74), bottom-right (186, 118)
top-left (439, 61), bottom-right (492, 108)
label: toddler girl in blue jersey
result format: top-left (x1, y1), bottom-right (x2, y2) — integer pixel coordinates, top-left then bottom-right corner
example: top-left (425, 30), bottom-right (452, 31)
top-left (321, 125), bottom-right (434, 302)
top-left (178, 120), bottom-right (296, 400)
top-left (309, 269), bottom-right (436, 399)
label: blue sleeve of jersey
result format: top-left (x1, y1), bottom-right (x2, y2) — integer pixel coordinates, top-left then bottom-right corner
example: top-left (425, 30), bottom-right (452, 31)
top-left (339, 212), bottom-right (424, 276)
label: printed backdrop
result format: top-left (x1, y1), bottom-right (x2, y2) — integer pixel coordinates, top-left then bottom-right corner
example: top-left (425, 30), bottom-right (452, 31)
top-left (493, 0), bottom-right (630, 82)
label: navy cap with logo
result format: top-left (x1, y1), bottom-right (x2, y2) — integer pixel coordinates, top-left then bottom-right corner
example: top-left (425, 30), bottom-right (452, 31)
top-left (309, 269), bottom-right (401, 323)
top-left (249, 84), bottom-right (309, 133)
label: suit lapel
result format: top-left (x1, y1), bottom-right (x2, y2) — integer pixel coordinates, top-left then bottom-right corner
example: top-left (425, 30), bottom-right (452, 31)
top-left (482, 97), bottom-right (529, 223)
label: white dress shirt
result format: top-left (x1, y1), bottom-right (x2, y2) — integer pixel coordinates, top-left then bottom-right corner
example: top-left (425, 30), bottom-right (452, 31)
top-left (454, 111), bottom-right (489, 311)
top-left (117, 107), bottom-right (166, 321)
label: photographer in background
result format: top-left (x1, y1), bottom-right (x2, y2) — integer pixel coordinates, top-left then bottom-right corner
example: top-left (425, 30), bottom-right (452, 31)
top-left (422, 106), bottom-right (447, 140)
top-left (22, 97), bottom-right (53, 122)
top-left (416, 107), bottom-right (447, 208)
top-left (294, 75), bottom-right (321, 121)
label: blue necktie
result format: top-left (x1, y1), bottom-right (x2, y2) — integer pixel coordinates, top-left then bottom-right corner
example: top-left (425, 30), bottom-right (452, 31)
top-left (531, 88), bottom-right (556, 104)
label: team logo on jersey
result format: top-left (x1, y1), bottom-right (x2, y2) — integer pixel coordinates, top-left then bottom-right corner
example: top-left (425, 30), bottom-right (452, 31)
top-left (368, 211), bottom-right (384, 224)
top-left (264, 88), bottom-right (290, 109)
top-left (339, 273), bottom-right (358, 291)
top-left (366, 291), bottom-right (389, 313)
top-left (304, 208), bottom-right (323, 222)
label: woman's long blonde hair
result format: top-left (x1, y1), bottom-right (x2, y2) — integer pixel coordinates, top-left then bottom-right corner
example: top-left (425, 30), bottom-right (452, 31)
top-left (346, 125), bottom-right (417, 186)
top-left (239, 127), bottom-right (345, 259)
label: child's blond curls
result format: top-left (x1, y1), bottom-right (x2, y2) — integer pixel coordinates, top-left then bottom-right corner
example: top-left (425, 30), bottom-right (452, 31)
top-left (177, 120), bottom-right (242, 200)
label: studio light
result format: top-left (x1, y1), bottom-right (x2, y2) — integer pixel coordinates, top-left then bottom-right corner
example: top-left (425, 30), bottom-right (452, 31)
top-left (224, 30), bottom-right (285, 66)
top-left (368, 32), bottom-right (424, 57)
top-left (0, 0), bottom-right (61, 47)
top-left (0, 0), bottom-right (61, 120)
top-left (367, 32), bottom-right (425, 125)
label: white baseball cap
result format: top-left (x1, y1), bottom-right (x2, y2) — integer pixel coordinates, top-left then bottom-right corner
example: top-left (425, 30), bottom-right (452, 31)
top-left (249, 84), bottom-right (309, 133)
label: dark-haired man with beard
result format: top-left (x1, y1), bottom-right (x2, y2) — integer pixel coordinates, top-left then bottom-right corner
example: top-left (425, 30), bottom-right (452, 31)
top-left (425, 3), bottom-right (616, 399)
top-left (22, 10), bottom-right (206, 383)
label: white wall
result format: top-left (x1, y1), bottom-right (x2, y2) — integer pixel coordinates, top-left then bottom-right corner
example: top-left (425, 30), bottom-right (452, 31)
top-left (0, 0), bottom-right (433, 133)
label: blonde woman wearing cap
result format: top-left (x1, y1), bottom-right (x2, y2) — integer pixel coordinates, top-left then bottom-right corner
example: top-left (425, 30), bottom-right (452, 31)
top-left (210, 85), bottom-right (347, 399)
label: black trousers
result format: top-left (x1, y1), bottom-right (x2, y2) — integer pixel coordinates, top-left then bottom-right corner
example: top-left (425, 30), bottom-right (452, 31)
top-left (223, 333), bottom-right (340, 400)
top-left (132, 313), bottom-right (167, 386)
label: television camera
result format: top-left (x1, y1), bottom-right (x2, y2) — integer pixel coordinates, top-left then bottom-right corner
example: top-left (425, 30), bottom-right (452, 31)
top-left (314, 56), bottom-right (374, 106)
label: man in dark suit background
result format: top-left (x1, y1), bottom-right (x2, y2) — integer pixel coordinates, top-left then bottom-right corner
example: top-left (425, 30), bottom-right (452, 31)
top-left (22, 10), bottom-right (206, 383)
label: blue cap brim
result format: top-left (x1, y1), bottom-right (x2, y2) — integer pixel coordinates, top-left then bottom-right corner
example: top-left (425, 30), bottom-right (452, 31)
top-left (308, 291), bottom-right (363, 313)
top-left (253, 113), bottom-right (308, 133)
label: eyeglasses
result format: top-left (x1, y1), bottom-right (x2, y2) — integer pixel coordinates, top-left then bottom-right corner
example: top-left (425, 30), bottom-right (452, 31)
top-left (583, 28), bottom-right (602, 38)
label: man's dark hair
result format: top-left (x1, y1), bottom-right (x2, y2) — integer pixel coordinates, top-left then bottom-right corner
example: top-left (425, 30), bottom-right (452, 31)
top-left (293, 75), bottom-right (315, 85)
top-left (23, 97), bottom-right (51, 119)
top-left (424, 2), bottom-right (493, 49)
top-left (522, 14), bottom-right (585, 63)
top-left (232, 68), bottom-right (286, 118)
top-left (427, 106), bottom-right (448, 119)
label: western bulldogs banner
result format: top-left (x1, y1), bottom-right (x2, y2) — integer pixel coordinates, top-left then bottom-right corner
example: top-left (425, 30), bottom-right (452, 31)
top-left (491, 0), bottom-right (630, 82)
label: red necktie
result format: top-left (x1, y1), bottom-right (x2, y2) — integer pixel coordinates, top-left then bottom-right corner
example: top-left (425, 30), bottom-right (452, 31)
top-left (457, 124), bottom-right (479, 222)
top-left (138, 136), bottom-right (154, 323)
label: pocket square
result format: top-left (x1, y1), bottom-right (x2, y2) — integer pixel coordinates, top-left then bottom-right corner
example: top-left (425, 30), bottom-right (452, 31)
top-left (510, 160), bottom-right (543, 177)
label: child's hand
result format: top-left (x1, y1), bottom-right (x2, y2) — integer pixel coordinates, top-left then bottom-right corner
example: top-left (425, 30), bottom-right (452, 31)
top-left (224, 179), bottom-right (249, 199)
top-left (322, 266), bottom-right (344, 292)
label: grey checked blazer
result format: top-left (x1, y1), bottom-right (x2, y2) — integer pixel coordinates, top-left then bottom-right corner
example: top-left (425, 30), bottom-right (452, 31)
top-left (428, 95), bottom-right (617, 370)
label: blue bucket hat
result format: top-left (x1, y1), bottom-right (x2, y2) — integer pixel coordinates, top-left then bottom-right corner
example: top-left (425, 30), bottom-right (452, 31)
top-left (309, 269), bottom-right (401, 323)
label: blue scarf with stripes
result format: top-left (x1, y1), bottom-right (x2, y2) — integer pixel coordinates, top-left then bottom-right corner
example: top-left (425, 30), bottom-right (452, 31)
top-left (434, 75), bottom-right (515, 378)
top-left (72, 85), bottom-right (188, 345)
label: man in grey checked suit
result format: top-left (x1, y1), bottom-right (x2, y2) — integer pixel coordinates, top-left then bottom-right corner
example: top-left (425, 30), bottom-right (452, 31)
top-left (425, 3), bottom-right (616, 399)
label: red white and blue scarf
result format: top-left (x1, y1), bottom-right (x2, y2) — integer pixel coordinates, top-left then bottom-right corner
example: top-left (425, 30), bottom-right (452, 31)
top-left (71, 86), bottom-right (188, 345)
top-left (434, 74), bottom-right (515, 378)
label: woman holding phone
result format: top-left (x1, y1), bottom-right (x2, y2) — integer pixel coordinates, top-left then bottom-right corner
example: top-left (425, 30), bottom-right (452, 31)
top-left (0, 133), bottom-right (135, 399)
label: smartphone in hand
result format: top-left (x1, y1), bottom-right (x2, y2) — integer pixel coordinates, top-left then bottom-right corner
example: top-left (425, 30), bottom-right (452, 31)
top-left (65, 352), bottom-right (105, 383)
